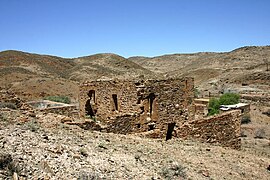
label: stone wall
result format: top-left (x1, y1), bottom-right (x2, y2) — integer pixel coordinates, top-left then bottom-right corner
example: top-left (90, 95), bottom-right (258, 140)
top-left (195, 104), bottom-right (208, 119)
top-left (177, 110), bottom-right (241, 149)
top-left (78, 78), bottom-right (242, 149)
top-left (0, 90), bottom-right (23, 108)
top-left (39, 105), bottom-right (79, 118)
top-left (79, 78), bottom-right (195, 138)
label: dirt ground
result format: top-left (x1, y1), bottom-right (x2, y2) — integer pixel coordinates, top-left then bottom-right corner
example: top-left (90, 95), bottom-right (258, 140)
top-left (0, 108), bottom-right (269, 179)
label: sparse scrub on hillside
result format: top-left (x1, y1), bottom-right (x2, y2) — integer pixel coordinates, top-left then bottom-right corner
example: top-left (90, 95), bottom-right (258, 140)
top-left (208, 93), bottom-right (240, 116)
top-left (160, 162), bottom-right (187, 179)
top-left (254, 128), bottom-right (266, 139)
top-left (25, 119), bottom-right (40, 132)
top-left (0, 102), bottom-right (17, 109)
top-left (0, 153), bottom-right (22, 177)
top-left (241, 115), bottom-right (251, 124)
top-left (0, 113), bottom-right (7, 122)
top-left (44, 96), bottom-right (71, 104)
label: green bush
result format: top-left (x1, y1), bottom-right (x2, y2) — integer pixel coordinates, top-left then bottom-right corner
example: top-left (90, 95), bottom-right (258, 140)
top-left (44, 96), bottom-right (71, 104)
top-left (219, 93), bottom-right (240, 105)
top-left (208, 93), bottom-right (240, 116)
top-left (208, 98), bottom-right (220, 116)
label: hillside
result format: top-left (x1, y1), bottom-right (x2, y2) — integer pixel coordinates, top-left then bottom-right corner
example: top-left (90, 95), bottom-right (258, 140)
top-left (67, 53), bottom-right (157, 82)
top-left (129, 46), bottom-right (270, 74)
top-left (0, 51), bottom-right (156, 101)
top-left (129, 46), bottom-right (270, 95)
top-left (0, 46), bottom-right (269, 101)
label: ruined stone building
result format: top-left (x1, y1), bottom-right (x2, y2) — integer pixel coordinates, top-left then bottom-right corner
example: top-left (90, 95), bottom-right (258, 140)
top-left (79, 78), bottom-right (241, 149)
top-left (79, 77), bottom-right (195, 140)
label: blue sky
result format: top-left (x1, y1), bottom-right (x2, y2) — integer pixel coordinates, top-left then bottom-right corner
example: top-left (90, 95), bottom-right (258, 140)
top-left (0, 0), bottom-right (269, 58)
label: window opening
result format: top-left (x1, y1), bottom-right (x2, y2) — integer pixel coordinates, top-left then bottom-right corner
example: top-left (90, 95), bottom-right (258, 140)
top-left (112, 94), bottom-right (118, 111)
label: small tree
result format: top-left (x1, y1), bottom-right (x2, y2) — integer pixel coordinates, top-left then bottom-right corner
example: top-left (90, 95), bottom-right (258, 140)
top-left (208, 93), bottom-right (240, 116)
top-left (208, 98), bottom-right (220, 116)
top-left (219, 93), bottom-right (240, 105)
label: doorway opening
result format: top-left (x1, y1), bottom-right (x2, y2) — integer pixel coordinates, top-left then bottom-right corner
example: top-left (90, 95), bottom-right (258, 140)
top-left (85, 90), bottom-right (96, 117)
top-left (166, 122), bottom-right (176, 140)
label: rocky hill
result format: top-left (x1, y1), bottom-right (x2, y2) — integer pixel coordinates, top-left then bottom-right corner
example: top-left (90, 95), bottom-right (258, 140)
top-left (0, 51), bottom-right (156, 101)
top-left (130, 46), bottom-right (270, 96)
top-left (0, 46), bottom-right (269, 100)
top-left (67, 53), bottom-right (156, 82)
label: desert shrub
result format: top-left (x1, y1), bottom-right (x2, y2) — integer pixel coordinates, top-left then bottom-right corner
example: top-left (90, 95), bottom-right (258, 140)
top-left (254, 128), bottom-right (265, 139)
top-left (0, 113), bottom-right (7, 122)
top-left (78, 171), bottom-right (101, 180)
top-left (0, 153), bottom-right (12, 169)
top-left (208, 93), bottom-right (240, 116)
top-left (160, 163), bottom-right (186, 179)
top-left (25, 119), bottom-right (40, 132)
top-left (0, 102), bottom-right (17, 109)
top-left (241, 115), bottom-right (251, 124)
top-left (44, 95), bottom-right (71, 104)
top-left (240, 131), bottom-right (247, 137)
top-left (79, 148), bottom-right (88, 157)
top-left (0, 153), bottom-right (21, 176)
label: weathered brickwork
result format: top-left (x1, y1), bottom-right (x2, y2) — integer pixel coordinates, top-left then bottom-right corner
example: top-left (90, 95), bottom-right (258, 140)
top-left (79, 78), bottom-right (242, 149)
top-left (39, 105), bottom-right (78, 118)
top-left (177, 110), bottom-right (241, 149)
top-left (79, 78), bottom-right (195, 138)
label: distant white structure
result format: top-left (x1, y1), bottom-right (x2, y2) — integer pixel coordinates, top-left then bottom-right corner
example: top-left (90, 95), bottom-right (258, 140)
top-left (220, 103), bottom-right (250, 116)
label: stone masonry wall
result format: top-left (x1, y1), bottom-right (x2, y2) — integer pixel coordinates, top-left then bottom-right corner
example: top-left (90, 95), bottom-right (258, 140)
top-left (39, 105), bottom-right (79, 118)
top-left (137, 78), bottom-right (195, 138)
top-left (79, 78), bottom-right (195, 137)
top-left (0, 90), bottom-right (23, 108)
top-left (177, 110), bottom-right (241, 149)
top-left (79, 80), bottom-right (139, 122)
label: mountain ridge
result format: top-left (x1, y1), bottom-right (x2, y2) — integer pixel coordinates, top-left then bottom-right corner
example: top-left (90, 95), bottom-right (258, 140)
top-left (0, 45), bottom-right (269, 101)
